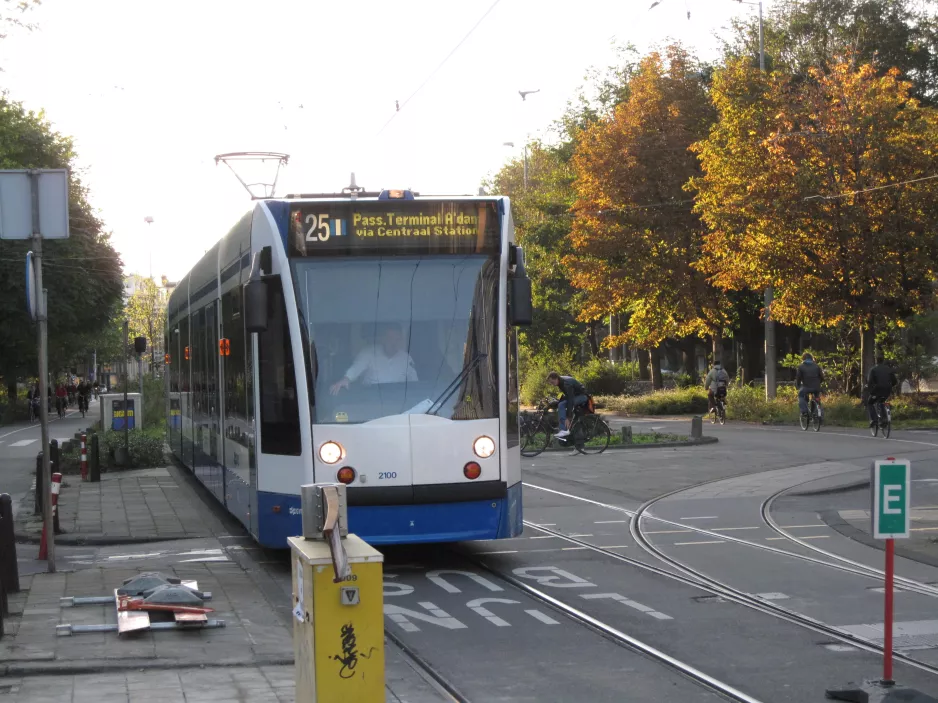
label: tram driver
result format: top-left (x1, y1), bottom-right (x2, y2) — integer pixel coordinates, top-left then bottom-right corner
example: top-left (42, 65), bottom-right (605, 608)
top-left (329, 323), bottom-right (418, 395)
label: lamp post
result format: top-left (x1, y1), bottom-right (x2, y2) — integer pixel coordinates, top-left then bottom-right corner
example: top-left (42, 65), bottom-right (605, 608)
top-left (502, 142), bottom-right (528, 190)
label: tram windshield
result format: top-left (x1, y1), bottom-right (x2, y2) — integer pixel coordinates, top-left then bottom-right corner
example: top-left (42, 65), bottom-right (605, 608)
top-left (292, 255), bottom-right (499, 424)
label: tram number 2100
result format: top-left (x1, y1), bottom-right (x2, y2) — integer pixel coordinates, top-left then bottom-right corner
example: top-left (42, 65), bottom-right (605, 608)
top-left (304, 213), bottom-right (347, 242)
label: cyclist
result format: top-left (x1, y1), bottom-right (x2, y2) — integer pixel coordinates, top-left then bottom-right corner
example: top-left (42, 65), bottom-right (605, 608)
top-left (704, 361), bottom-right (730, 415)
top-left (867, 353), bottom-right (898, 427)
top-left (77, 380), bottom-right (91, 415)
top-left (795, 352), bottom-right (824, 418)
top-left (54, 382), bottom-right (67, 416)
top-left (546, 371), bottom-right (588, 439)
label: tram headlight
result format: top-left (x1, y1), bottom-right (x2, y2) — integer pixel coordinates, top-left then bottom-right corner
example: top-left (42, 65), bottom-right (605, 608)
top-left (464, 461), bottom-right (482, 480)
top-left (473, 436), bottom-right (496, 459)
top-left (319, 441), bottom-right (344, 465)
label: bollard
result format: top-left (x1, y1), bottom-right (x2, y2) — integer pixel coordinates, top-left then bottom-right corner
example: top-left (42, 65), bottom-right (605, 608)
top-left (50, 439), bottom-right (59, 479)
top-left (620, 426), bottom-right (633, 444)
top-left (0, 494), bottom-right (20, 596)
top-left (80, 433), bottom-right (88, 481)
top-left (89, 433), bottom-right (100, 483)
top-left (34, 452), bottom-right (43, 515)
top-left (691, 415), bottom-right (703, 439)
top-left (39, 472), bottom-right (63, 559)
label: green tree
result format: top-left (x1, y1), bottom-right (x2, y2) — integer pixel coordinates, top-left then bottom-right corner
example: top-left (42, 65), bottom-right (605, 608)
top-left (126, 277), bottom-right (165, 368)
top-left (0, 97), bottom-right (124, 398)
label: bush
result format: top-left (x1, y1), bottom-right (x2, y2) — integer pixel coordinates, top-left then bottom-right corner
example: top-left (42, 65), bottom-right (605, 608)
top-left (100, 427), bottom-right (165, 468)
top-left (597, 388), bottom-right (709, 415)
top-left (579, 358), bottom-right (639, 396)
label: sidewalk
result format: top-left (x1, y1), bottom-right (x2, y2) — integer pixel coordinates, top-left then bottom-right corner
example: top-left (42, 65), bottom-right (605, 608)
top-left (3, 461), bottom-right (450, 702)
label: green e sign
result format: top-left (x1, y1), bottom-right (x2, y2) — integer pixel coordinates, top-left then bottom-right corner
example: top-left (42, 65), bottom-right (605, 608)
top-left (871, 460), bottom-right (910, 539)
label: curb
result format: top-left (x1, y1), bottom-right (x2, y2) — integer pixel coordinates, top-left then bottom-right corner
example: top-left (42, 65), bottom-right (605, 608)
top-left (785, 479), bottom-right (870, 497)
top-left (0, 655), bottom-right (295, 678)
top-left (13, 531), bottom-right (210, 546)
top-left (536, 436), bottom-right (719, 452)
top-left (819, 508), bottom-right (938, 570)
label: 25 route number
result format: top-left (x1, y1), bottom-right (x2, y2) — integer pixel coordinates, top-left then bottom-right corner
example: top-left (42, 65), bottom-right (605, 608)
top-left (305, 214), bottom-right (346, 242)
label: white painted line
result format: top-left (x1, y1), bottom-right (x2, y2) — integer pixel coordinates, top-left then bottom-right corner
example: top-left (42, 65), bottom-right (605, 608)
top-left (778, 524), bottom-right (826, 529)
top-left (711, 526), bottom-right (761, 532)
top-left (561, 547), bottom-right (588, 551)
top-left (475, 550), bottom-right (518, 555)
top-left (594, 520), bottom-right (628, 524)
top-left (533, 523), bottom-right (557, 527)
top-left (526, 609), bottom-right (560, 625)
top-left (911, 527), bottom-right (938, 532)
top-left (8, 439), bottom-right (37, 447)
top-left (765, 537), bottom-right (787, 541)
top-left (107, 552), bottom-right (166, 561)
top-left (680, 516), bottom-right (718, 521)
top-left (912, 479), bottom-right (938, 483)
top-left (599, 545), bottom-right (630, 549)
top-left (823, 643), bottom-right (859, 652)
top-left (568, 534), bottom-right (594, 537)
top-left (529, 536), bottom-right (555, 540)
top-left (673, 540), bottom-right (725, 546)
top-left (580, 592), bottom-right (673, 620)
top-left (179, 556), bottom-right (230, 563)
top-left (800, 536), bottom-right (830, 540)
top-left (643, 529), bottom-right (692, 535)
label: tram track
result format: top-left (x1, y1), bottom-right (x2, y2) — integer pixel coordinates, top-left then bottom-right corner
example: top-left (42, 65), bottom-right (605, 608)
top-left (760, 482), bottom-right (938, 599)
top-left (521, 480), bottom-right (938, 679)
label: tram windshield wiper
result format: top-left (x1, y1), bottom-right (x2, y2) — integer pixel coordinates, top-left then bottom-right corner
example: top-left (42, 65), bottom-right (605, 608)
top-left (425, 352), bottom-right (488, 416)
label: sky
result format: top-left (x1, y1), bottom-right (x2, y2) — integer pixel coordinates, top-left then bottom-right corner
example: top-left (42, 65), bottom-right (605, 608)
top-left (0, 0), bottom-right (775, 281)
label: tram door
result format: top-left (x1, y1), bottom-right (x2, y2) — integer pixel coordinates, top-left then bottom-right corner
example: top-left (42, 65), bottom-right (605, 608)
top-left (205, 300), bottom-right (223, 502)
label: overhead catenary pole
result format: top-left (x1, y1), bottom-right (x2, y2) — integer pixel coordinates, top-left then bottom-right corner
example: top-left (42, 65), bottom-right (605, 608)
top-left (123, 320), bottom-right (129, 463)
top-left (31, 172), bottom-right (54, 572)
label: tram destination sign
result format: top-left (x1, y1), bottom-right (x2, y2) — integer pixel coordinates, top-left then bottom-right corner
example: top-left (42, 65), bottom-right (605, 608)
top-left (288, 200), bottom-right (500, 256)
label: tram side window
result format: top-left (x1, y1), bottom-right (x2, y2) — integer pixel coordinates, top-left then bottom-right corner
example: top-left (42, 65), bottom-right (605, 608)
top-left (258, 278), bottom-right (301, 455)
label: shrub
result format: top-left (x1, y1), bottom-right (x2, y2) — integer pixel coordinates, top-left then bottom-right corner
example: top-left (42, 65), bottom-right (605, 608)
top-left (100, 427), bottom-right (165, 469)
top-left (597, 388), bottom-right (709, 415)
top-left (579, 358), bottom-right (639, 396)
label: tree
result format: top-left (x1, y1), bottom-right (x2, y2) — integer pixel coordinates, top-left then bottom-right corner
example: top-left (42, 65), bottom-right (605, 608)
top-left (126, 277), bottom-right (166, 369)
top-left (692, 57), bottom-right (938, 385)
top-left (723, 0), bottom-right (938, 105)
top-left (568, 44), bottom-right (727, 379)
top-left (0, 97), bottom-right (124, 398)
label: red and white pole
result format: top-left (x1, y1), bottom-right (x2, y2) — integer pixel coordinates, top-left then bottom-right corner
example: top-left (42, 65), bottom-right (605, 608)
top-left (80, 434), bottom-right (88, 481)
top-left (883, 537), bottom-right (895, 685)
top-left (38, 473), bottom-right (62, 560)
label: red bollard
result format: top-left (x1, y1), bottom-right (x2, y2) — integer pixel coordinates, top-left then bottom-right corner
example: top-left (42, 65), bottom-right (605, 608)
top-left (80, 434), bottom-right (88, 481)
top-left (38, 473), bottom-right (62, 561)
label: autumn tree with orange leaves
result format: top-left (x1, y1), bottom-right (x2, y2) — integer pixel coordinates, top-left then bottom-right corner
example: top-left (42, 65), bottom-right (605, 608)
top-left (568, 44), bottom-right (728, 380)
top-left (692, 57), bottom-right (938, 382)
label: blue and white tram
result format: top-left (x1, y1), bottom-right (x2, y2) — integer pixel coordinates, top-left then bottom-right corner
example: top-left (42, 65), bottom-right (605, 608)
top-left (165, 189), bottom-right (532, 547)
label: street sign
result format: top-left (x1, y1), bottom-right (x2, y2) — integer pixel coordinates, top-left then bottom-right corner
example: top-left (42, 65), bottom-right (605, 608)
top-left (25, 251), bottom-right (39, 321)
top-left (872, 459), bottom-right (910, 539)
top-left (0, 169), bottom-right (69, 239)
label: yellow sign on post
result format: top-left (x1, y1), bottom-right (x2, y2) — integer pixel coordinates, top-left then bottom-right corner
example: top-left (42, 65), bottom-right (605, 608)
top-left (289, 534), bottom-right (385, 702)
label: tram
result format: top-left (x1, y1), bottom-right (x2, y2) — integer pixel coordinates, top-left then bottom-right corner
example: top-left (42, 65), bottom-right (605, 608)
top-left (165, 187), bottom-right (531, 547)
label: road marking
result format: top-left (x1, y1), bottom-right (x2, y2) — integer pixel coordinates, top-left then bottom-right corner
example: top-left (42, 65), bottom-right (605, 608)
top-left (476, 550), bottom-right (518, 555)
top-left (711, 526), bottom-right (761, 532)
top-left (680, 516), bottom-right (718, 520)
top-left (580, 592), bottom-right (672, 620)
top-left (595, 520), bottom-right (628, 524)
top-left (643, 529), bottom-right (692, 535)
top-left (800, 535), bottom-right (830, 540)
top-left (179, 556), bottom-right (230, 563)
top-left (912, 479), bottom-right (938, 483)
top-left (911, 527), bottom-right (938, 532)
top-left (779, 524), bottom-right (826, 528)
top-left (673, 540), bottom-right (725, 546)
top-left (8, 439), bottom-right (37, 447)
top-left (599, 545), bottom-right (630, 549)
top-left (385, 602), bottom-right (468, 632)
top-left (526, 609), bottom-right (560, 625)
top-left (529, 535), bottom-right (555, 540)
top-left (765, 537), bottom-right (787, 541)
top-left (568, 534), bottom-right (593, 537)
top-left (561, 547), bottom-right (588, 551)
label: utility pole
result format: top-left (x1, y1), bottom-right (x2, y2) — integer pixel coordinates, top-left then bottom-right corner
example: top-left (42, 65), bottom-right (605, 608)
top-left (122, 320), bottom-right (129, 464)
top-left (33, 235), bottom-right (53, 572)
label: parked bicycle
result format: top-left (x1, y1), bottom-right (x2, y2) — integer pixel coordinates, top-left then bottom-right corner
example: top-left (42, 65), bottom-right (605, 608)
top-left (520, 397), bottom-right (611, 457)
top-left (870, 399), bottom-right (892, 438)
top-left (799, 391), bottom-right (822, 432)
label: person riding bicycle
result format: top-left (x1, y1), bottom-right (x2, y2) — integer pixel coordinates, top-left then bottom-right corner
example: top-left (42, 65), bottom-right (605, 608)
top-left (704, 361), bottom-right (730, 414)
top-left (546, 371), bottom-right (588, 439)
top-left (77, 380), bottom-right (91, 413)
top-left (795, 352), bottom-right (824, 416)
top-left (54, 382), bottom-right (67, 415)
top-left (867, 353), bottom-right (898, 427)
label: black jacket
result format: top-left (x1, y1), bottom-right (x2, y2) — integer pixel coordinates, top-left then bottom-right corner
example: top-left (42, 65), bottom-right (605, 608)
top-left (795, 361), bottom-right (824, 391)
top-left (868, 364), bottom-right (898, 396)
top-left (558, 376), bottom-right (586, 403)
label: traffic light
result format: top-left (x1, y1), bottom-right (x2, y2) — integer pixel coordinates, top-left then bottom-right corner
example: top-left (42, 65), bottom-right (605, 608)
top-left (164, 353), bottom-right (171, 365)
top-left (133, 336), bottom-right (147, 354)
top-left (219, 338), bottom-right (231, 357)
top-left (184, 346), bottom-right (190, 361)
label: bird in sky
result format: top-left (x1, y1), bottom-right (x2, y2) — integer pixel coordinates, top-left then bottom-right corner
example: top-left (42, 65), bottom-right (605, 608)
top-left (519, 89), bottom-right (540, 101)
top-left (395, 100), bottom-right (400, 111)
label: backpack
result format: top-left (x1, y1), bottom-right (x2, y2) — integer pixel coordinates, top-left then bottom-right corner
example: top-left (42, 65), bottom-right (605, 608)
top-left (716, 369), bottom-right (729, 388)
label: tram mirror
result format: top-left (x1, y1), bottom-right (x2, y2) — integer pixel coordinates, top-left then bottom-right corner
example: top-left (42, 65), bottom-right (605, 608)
top-left (509, 276), bottom-right (533, 326)
top-left (244, 278), bottom-right (269, 333)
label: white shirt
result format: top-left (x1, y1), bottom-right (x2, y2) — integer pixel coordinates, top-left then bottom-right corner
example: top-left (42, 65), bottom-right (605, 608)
top-left (345, 346), bottom-right (418, 385)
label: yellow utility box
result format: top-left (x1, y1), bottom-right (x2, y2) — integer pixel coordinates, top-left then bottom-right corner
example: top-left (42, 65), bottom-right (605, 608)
top-left (289, 534), bottom-right (385, 702)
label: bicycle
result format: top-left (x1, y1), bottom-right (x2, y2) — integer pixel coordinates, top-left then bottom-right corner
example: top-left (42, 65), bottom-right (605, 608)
top-left (28, 398), bottom-right (39, 424)
top-left (78, 393), bottom-right (89, 419)
top-left (520, 397), bottom-right (611, 457)
top-left (870, 398), bottom-right (892, 439)
top-left (799, 391), bottom-right (822, 432)
top-left (709, 389), bottom-right (727, 425)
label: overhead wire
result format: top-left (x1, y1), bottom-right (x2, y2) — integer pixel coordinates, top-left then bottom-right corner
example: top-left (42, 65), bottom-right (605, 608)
top-left (375, 0), bottom-right (502, 136)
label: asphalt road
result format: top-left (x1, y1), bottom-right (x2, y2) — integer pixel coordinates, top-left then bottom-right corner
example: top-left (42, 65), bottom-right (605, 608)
top-left (6, 413), bottom-right (938, 700)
